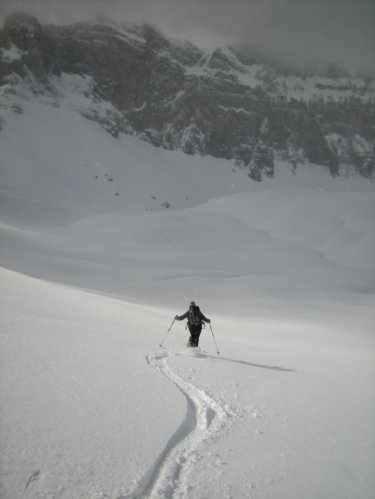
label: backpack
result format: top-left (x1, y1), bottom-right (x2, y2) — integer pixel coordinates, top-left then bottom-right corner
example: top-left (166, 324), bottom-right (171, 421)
top-left (188, 306), bottom-right (202, 326)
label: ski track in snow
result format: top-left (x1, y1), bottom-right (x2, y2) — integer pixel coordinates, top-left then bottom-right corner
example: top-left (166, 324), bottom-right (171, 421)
top-left (125, 349), bottom-right (237, 499)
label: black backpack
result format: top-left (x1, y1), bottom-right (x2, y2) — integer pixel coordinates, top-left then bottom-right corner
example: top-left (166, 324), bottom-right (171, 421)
top-left (188, 306), bottom-right (202, 326)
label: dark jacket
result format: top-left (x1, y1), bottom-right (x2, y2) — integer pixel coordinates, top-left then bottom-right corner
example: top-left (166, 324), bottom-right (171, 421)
top-left (176, 305), bottom-right (210, 326)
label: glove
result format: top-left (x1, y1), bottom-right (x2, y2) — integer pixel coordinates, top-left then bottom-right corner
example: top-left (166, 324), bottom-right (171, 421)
top-left (207, 319), bottom-right (211, 323)
top-left (175, 315), bottom-right (179, 320)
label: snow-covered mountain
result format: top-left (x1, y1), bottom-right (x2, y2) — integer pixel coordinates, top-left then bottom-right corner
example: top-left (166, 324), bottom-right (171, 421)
top-left (1, 12), bottom-right (374, 180)
top-left (0, 11), bottom-right (375, 499)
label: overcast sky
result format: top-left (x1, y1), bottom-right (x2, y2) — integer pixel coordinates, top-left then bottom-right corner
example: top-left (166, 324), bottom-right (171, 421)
top-left (1, 0), bottom-right (374, 73)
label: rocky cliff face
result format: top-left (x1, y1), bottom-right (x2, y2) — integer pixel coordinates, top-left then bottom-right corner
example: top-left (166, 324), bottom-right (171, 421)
top-left (1, 12), bottom-right (374, 180)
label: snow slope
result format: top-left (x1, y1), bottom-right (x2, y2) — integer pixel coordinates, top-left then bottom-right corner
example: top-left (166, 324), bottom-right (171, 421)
top-left (0, 97), bottom-right (375, 499)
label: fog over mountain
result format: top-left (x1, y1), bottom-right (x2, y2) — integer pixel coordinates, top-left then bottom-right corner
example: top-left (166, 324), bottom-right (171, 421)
top-left (1, 0), bottom-right (374, 74)
top-left (1, 10), bottom-right (374, 179)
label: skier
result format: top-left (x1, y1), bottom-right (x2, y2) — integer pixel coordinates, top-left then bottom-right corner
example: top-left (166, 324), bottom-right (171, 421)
top-left (175, 301), bottom-right (211, 347)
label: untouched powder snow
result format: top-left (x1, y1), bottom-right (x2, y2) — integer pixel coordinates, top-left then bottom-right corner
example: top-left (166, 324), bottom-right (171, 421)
top-left (0, 97), bottom-right (375, 499)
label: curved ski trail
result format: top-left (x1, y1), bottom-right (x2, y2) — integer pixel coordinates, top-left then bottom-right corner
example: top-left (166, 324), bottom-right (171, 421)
top-left (126, 350), bottom-right (236, 499)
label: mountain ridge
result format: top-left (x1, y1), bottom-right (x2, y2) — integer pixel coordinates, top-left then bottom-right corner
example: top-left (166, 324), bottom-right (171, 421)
top-left (1, 12), bottom-right (374, 180)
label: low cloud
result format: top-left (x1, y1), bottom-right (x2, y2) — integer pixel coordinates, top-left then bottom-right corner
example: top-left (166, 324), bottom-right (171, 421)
top-left (1, 0), bottom-right (374, 73)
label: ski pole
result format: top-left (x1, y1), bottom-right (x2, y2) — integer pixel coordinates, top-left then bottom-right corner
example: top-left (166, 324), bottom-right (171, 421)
top-left (159, 318), bottom-right (176, 347)
top-left (209, 323), bottom-right (220, 355)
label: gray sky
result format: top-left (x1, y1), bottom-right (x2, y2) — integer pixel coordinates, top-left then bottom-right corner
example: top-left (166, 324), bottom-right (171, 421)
top-left (1, 0), bottom-right (374, 73)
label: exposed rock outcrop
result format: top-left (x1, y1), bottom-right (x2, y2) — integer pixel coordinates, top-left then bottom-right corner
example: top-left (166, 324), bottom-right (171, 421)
top-left (1, 12), bottom-right (374, 180)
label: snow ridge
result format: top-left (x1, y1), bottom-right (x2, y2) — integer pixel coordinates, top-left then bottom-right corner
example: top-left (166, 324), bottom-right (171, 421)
top-left (126, 350), bottom-right (236, 499)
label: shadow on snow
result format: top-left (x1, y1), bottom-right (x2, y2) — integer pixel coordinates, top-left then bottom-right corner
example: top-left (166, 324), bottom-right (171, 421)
top-left (196, 352), bottom-right (295, 372)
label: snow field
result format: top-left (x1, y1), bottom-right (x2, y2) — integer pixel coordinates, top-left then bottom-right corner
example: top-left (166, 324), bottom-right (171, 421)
top-left (1, 267), bottom-right (374, 499)
top-left (0, 96), bottom-right (374, 498)
top-left (0, 268), bottom-right (186, 499)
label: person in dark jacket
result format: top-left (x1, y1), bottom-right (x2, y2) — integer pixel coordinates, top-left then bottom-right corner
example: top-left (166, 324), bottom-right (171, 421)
top-left (175, 301), bottom-right (211, 347)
